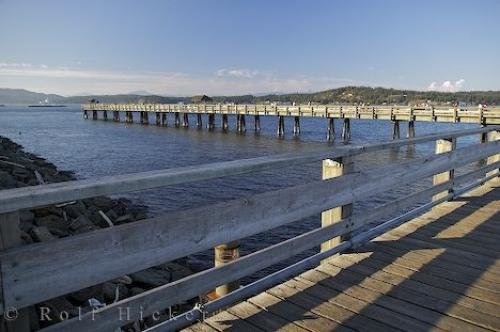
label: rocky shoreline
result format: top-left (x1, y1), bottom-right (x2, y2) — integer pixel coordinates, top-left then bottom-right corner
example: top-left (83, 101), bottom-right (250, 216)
top-left (0, 136), bottom-right (194, 330)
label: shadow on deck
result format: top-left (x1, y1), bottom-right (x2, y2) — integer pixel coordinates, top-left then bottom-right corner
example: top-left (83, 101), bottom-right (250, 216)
top-left (187, 180), bottom-right (499, 332)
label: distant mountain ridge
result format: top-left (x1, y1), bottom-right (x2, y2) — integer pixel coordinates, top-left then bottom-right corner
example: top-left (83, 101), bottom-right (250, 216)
top-left (1, 87), bottom-right (500, 106)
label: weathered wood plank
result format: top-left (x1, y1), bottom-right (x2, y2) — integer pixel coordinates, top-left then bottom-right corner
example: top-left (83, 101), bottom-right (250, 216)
top-left (291, 274), bottom-right (439, 332)
top-left (227, 300), bottom-right (305, 331)
top-left (316, 264), bottom-right (496, 331)
top-left (335, 254), bottom-right (500, 317)
top-left (247, 292), bottom-right (349, 332)
top-left (267, 282), bottom-right (398, 332)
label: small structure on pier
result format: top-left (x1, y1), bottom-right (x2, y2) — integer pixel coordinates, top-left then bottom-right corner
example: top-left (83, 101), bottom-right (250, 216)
top-left (191, 95), bottom-right (213, 104)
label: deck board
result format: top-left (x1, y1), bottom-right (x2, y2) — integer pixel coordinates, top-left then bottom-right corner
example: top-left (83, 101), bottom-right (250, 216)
top-left (186, 179), bottom-right (500, 331)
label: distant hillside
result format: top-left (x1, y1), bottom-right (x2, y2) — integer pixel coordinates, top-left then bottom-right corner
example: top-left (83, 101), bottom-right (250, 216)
top-left (1, 86), bottom-right (500, 106)
top-left (213, 87), bottom-right (500, 106)
top-left (0, 88), bottom-right (65, 105)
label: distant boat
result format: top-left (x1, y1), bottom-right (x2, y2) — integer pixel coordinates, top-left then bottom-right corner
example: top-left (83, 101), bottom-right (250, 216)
top-left (28, 104), bottom-right (67, 107)
top-left (29, 98), bottom-right (66, 108)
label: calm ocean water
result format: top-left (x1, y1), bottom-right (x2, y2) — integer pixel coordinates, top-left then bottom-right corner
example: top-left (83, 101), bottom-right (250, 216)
top-left (0, 106), bottom-right (480, 279)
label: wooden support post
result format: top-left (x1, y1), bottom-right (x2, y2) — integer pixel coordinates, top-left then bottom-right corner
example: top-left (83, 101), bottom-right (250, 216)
top-left (92, 110), bottom-right (98, 120)
top-left (320, 157), bottom-right (353, 263)
top-left (182, 113), bottom-right (189, 128)
top-left (128, 112), bottom-right (134, 123)
top-left (207, 114), bottom-right (215, 130)
top-left (432, 138), bottom-right (456, 201)
top-left (486, 129), bottom-right (500, 178)
top-left (293, 116), bottom-right (300, 136)
top-left (174, 112), bottom-right (181, 127)
top-left (196, 114), bottom-right (202, 129)
top-left (341, 118), bottom-right (350, 142)
top-left (0, 212), bottom-right (31, 332)
top-left (327, 118), bottom-right (335, 141)
top-left (155, 113), bottom-right (161, 125)
top-left (240, 115), bottom-right (246, 133)
top-left (277, 116), bottom-right (285, 137)
top-left (143, 112), bottom-right (149, 124)
top-left (103, 110), bottom-right (108, 121)
top-left (391, 120), bottom-right (400, 140)
top-left (236, 115), bottom-right (241, 132)
top-left (161, 113), bottom-right (167, 126)
top-left (221, 114), bottom-right (228, 132)
top-left (83, 110), bottom-right (88, 119)
top-left (407, 121), bottom-right (415, 138)
top-left (254, 115), bottom-right (261, 132)
top-left (214, 240), bottom-right (240, 297)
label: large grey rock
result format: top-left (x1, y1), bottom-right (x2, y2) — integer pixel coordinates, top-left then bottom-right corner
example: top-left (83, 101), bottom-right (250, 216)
top-left (130, 269), bottom-right (172, 287)
top-left (68, 215), bottom-right (95, 233)
top-left (0, 170), bottom-right (17, 189)
top-left (31, 226), bottom-right (56, 242)
top-left (36, 214), bottom-right (64, 231)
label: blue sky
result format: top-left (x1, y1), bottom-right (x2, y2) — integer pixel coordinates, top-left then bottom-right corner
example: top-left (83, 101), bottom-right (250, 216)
top-left (0, 0), bottom-right (499, 96)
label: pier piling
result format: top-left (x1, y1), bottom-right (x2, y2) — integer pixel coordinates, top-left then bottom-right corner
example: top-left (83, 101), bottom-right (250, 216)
top-left (182, 113), bottom-right (189, 128)
top-left (238, 115), bottom-right (246, 133)
top-left (254, 115), bottom-right (261, 132)
top-left (196, 114), bottom-right (203, 129)
top-left (392, 120), bottom-right (400, 139)
top-left (407, 120), bottom-right (415, 138)
top-left (207, 114), bottom-right (215, 130)
top-left (341, 118), bottom-right (351, 142)
top-left (214, 240), bottom-right (240, 297)
top-left (161, 113), bottom-right (167, 126)
top-left (221, 114), bottom-right (229, 132)
top-left (92, 110), bottom-right (98, 120)
top-left (277, 116), bottom-right (285, 137)
top-left (174, 112), bottom-right (181, 127)
top-left (293, 116), bottom-right (300, 136)
top-left (327, 118), bottom-right (335, 141)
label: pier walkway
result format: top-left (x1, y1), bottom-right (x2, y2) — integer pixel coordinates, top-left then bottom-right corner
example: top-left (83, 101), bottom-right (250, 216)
top-left (186, 180), bottom-right (499, 332)
top-left (82, 103), bottom-right (500, 141)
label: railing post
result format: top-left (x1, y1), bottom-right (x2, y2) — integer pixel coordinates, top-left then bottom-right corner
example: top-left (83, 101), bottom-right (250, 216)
top-left (432, 137), bottom-right (456, 201)
top-left (320, 157), bottom-right (353, 263)
top-left (214, 240), bottom-right (240, 297)
top-left (0, 212), bottom-right (30, 331)
top-left (486, 129), bottom-right (500, 178)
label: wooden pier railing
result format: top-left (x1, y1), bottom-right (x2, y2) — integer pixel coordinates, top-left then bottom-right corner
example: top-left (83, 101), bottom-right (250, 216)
top-left (81, 103), bottom-right (500, 141)
top-left (0, 126), bottom-right (498, 331)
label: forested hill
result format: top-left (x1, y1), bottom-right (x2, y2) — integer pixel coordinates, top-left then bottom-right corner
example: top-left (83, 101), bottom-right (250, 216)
top-left (2, 87), bottom-right (500, 106)
top-left (213, 87), bottom-right (500, 106)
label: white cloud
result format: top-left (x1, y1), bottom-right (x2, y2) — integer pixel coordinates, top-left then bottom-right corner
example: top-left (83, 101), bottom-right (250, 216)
top-left (427, 79), bottom-right (466, 92)
top-left (0, 62), bottom-right (357, 96)
top-left (216, 68), bottom-right (259, 78)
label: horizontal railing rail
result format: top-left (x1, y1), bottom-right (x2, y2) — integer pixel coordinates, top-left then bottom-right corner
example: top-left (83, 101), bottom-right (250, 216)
top-left (0, 125), bottom-right (498, 332)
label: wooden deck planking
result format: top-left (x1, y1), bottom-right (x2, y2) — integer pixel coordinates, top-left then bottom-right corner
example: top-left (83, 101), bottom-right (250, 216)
top-left (186, 179), bottom-right (500, 331)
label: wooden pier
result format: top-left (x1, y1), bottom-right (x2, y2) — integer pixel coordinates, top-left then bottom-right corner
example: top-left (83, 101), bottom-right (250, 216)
top-left (82, 103), bottom-right (500, 141)
top-left (0, 126), bottom-right (498, 331)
